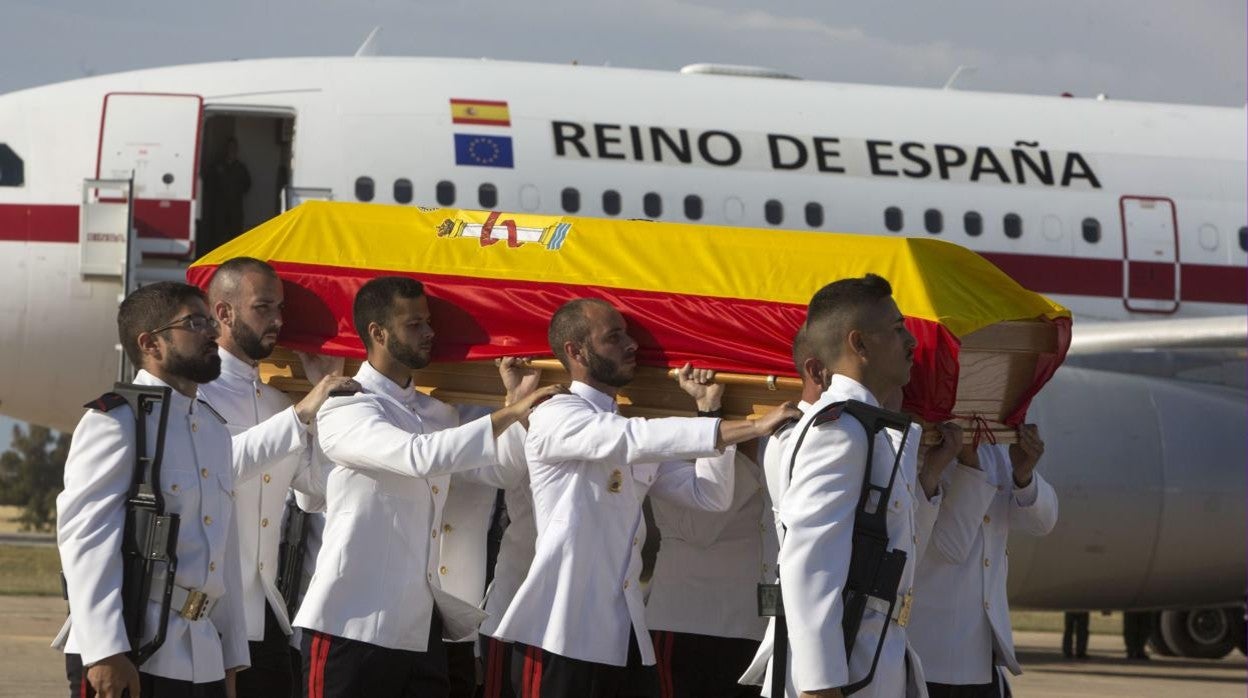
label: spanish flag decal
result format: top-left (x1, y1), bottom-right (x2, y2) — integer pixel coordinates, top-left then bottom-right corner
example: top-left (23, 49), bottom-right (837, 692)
top-left (450, 98), bottom-right (511, 127)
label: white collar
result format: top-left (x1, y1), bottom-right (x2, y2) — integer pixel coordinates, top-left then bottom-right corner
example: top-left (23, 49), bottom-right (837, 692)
top-left (133, 369), bottom-right (197, 415)
top-left (821, 374), bottom-right (881, 408)
top-left (569, 380), bottom-right (619, 413)
top-left (354, 360), bottom-right (417, 403)
top-left (217, 346), bottom-right (259, 383)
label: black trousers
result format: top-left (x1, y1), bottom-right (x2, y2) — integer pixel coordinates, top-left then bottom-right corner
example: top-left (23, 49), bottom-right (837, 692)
top-left (446, 640), bottom-right (477, 698)
top-left (479, 637), bottom-right (515, 698)
top-left (66, 653), bottom-right (227, 698)
top-left (300, 612), bottom-right (448, 698)
top-left (927, 669), bottom-right (1010, 698)
top-left (1123, 611), bottom-right (1153, 658)
top-left (650, 630), bottom-right (761, 698)
top-left (236, 601), bottom-right (294, 698)
top-left (511, 632), bottom-right (653, 698)
top-left (1062, 612), bottom-right (1089, 658)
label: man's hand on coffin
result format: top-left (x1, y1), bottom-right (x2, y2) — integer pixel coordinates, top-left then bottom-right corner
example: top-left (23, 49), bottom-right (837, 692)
top-left (1009, 424), bottom-right (1044, 488)
top-left (295, 350), bottom-right (346, 385)
top-left (675, 362), bottom-right (724, 412)
top-left (492, 383), bottom-right (568, 436)
top-left (919, 421), bottom-right (963, 498)
top-left (296, 374), bottom-right (363, 424)
top-left (499, 356), bottom-right (543, 405)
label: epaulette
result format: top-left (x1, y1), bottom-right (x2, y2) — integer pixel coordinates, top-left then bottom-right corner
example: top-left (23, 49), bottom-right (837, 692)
top-left (811, 401), bottom-right (848, 426)
top-left (197, 400), bottom-right (227, 424)
top-left (83, 392), bottom-right (128, 412)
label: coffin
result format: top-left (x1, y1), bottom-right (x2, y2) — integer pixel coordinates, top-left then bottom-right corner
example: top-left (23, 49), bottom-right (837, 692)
top-left (189, 202), bottom-right (1071, 442)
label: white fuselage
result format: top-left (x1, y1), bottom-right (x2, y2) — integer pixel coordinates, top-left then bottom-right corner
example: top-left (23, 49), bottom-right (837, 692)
top-left (0, 57), bottom-right (1243, 611)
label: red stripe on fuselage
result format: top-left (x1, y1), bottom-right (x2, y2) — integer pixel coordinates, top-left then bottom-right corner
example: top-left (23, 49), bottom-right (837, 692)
top-left (0, 203), bottom-right (78, 242)
top-left (4, 202), bottom-right (1242, 304)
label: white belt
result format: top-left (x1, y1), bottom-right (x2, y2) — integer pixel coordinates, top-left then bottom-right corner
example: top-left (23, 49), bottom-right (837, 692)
top-left (154, 585), bottom-right (220, 621)
top-left (863, 591), bottom-right (914, 628)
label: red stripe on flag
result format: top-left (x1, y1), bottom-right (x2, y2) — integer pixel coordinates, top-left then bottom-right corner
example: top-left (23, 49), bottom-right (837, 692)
top-left (450, 98), bottom-right (509, 107)
top-left (531, 645), bottom-right (542, 698)
top-left (187, 260), bottom-right (976, 422)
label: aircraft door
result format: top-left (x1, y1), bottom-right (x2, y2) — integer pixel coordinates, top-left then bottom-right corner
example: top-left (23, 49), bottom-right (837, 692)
top-left (97, 93), bottom-right (202, 258)
top-left (1120, 196), bottom-right (1179, 313)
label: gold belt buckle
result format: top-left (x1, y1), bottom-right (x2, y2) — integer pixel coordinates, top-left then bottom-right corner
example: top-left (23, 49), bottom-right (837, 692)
top-left (896, 591), bottom-right (914, 628)
top-left (180, 589), bottom-right (209, 621)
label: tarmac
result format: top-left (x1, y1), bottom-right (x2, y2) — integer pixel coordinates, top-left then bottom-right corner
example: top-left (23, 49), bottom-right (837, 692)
top-left (1, 596), bottom-right (1243, 697)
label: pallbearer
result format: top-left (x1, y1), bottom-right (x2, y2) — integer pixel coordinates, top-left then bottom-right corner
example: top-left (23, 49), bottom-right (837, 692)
top-left (494, 298), bottom-right (798, 698)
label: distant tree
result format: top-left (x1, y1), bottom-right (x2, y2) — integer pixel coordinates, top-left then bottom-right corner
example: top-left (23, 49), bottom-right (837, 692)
top-left (0, 424), bottom-right (70, 532)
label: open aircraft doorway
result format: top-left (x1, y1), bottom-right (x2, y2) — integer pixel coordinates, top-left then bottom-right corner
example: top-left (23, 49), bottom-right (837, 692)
top-left (197, 109), bottom-right (294, 259)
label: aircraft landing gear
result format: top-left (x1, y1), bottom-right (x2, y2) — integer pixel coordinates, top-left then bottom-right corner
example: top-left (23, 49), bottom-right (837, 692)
top-left (1156, 607), bottom-right (1242, 659)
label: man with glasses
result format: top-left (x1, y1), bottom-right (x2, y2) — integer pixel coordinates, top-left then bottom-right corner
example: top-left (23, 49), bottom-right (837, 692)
top-left (57, 281), bottom-right (249, 698)
top-left (198, 257), bottom-right (359, 698)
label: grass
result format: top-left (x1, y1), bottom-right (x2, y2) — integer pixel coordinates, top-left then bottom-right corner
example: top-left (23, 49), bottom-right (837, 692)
top-left (1010, 610), bottom-right (1124, 636)
top-left (0, 544), bottom-right (63, 596)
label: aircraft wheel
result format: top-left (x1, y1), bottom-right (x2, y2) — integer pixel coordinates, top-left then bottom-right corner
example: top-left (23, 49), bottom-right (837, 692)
top-left (1148, 612), bottom-right (1177, 656)
top-left (1159, 608), bottom-right (1236, 659)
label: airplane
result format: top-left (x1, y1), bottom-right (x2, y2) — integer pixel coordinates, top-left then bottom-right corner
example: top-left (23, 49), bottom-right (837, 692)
top-left (0, 54), bottom-right (1244, 659)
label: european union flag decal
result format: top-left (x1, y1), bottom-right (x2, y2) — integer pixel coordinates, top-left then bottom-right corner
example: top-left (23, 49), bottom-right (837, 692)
top-left (454, 134), bottom-right (515, 168)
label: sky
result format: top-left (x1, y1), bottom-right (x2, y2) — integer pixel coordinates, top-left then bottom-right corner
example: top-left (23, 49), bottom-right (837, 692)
top-left (0, 0), bottom-right (1244, 106)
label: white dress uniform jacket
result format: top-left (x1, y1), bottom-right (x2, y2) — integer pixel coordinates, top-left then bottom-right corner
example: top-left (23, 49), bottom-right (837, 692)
top-left (197, 347), bottom-right (320, 640)
top-left (908, 444), bottom-right (1058, 684)
top-left (478, 474), bottom-right (536, 642)
top-left (646, 451), bottom-right (772, 642)
top-left (438, 415), bottom-right (528, 641)
top-left (293, 361), bottom-right (510, 651)
top-left (55, 370), bottom-right (249, 683)
top-left (495, 381), bottom-right (735, 667)
top-left (773, 375), bottom-right (928, 698)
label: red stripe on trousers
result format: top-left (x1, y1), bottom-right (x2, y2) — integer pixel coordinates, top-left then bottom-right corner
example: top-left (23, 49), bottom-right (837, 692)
top-left (486, 638), bottom-right (502, 698)
top-left (530, 645), bottom-right (542, 698)
top-left (521, 645), bottom-right (533, 698)
top-left (661, 631), bottom-right (675, 698)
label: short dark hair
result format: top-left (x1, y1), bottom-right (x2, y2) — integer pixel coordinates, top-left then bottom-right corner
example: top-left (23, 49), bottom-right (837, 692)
top-left (547, 298), bottom-right (612, 369)
top-left (791, 324), bottom-right (813, 377)
top-left (118, 282), bottom-right (208, 366)
top-left (352, 276), bottom-right (426, 348)
top-left (207, 256), bottom-right (278, 303)
top-left (805, 274), bottom-right (894, 366)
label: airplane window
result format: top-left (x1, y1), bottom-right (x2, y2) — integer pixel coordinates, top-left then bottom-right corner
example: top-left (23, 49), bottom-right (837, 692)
top-left (1240, 227), bottom-right (1247, 252)
top-left (0, 143), bottom-right (23, 187)
top-left (1082, 217), bottom-right (1101, 243)
top-left (924, 209), bottom-right (943, 234)
top-left (602, 190), bottom-right (622, 216)
top-left (479, 183), bottom-right (498, 209)
top-left (354, 177), bottom-right (375, 202)
top-left (964, 211), bottom-right (982, 237)
top-left (643, 192), bottom-right (662, 218)
top-left (884, 207), bottom-right (903, 232)
top-left (684, 195), bottom-right (703, 221)
top-left (436, 180), bottom-right (456, 206)
top-left (805, 202), bottom-right (823, 228)
top-left (393, 178), bottom-right (413, 204)
top-left (1004, 213), bottom-right (1023, 239)
top-left (561, 187), bottom-right (581, 213)
top-left (764, 199), bottom-right (783, 226)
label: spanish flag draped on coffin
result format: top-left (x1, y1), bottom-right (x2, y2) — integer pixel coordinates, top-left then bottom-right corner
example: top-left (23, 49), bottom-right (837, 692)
top-left (187, 201), bottom-right (1071, 439)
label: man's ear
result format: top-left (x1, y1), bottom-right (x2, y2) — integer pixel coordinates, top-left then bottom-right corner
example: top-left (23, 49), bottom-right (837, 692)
top-left (136, 330), bottom-right (163, 362)
top-left (565, 340), bottom-right (586, 368)
top-left (801, 356), bottom-right (825, 386)
top-left (212, 299), bottom-right (233, 327)
top-left (846, 329), bottom-right (867, 359)
top-left (368, 321), bottom-right (387, 349)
